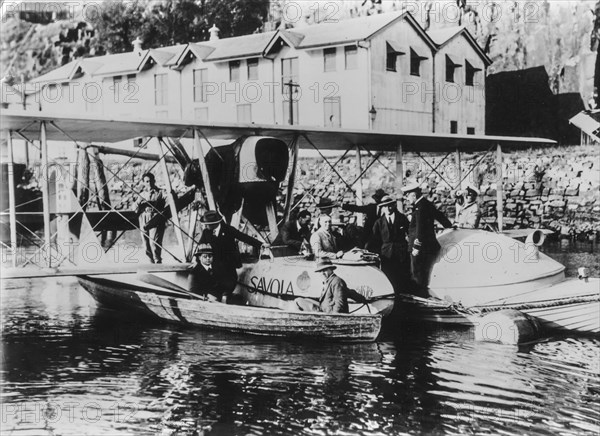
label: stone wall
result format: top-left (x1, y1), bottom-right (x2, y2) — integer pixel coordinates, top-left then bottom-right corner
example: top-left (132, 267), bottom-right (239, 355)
top-left (291, 145), bottom-right (600, 240)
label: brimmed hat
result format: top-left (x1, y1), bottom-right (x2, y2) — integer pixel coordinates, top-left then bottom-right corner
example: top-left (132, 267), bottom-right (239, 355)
top-left (195, 243), bottom-right (213, 256)
top-left (466, 186), bottom-right (480, 196)
top-left (377, 195), bottom-right (396, 207)
top-left (372, 189), bottom-right (387, 202)
top-left (401, 183), bottom-right (421, 195)
top-left (316, 197), bottom-right (338, 210)
top-left (314, 258), bottom-right (337, 272)
top-left (200, 210), bottom-right (223, 225)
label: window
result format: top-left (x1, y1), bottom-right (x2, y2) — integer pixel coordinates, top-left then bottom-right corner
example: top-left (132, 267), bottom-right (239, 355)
top-left (324, 97), bottom-right (341, 127)
top-left (154, 73), bottom-right (168, 106)
top-left (283, 100), bottom-right (299, 125)
top-left (247, 58), bottom-right (259, 80)
top-left (445, 54), bottom-right (461, 83)
top-left (467, 127), bottom-right (475, 135)
top-left (345, 46), bottom-right (357, 70)
top-left (281, 57), bottom-right (298, 94)
top-left (195, 107), bottom-right (208, 121)
top-left (193, 69), bottom-right (208, 102)
top-left (450, 121), bottom-right (458, 134)
top-left (410, 48), bottom-right (426, 77)
top-left (465, 60), bottom-right (482, 86)
top-left (113, 76), bottom-right (122, 102)
top-left (237, 104), bottom-right (252, 123)
top-left (229, 60), bottom-right (240, 82)
top-left (324, 47), bottom-right (336, 72)
top-left (386, 42), bottom-right (404, 72)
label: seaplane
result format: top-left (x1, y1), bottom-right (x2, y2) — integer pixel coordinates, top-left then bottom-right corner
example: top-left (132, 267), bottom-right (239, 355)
top-left (1, 110), bottom-right (598, 342)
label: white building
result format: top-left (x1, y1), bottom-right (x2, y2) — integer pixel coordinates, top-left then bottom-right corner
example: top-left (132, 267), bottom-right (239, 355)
top-left (8, 11), bottom-right (491, 135)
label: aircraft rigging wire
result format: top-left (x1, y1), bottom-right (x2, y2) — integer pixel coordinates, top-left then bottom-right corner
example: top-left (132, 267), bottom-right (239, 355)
top-left (279, 139), bottom-right (354, 225)
top-left (14, 130), bottom-right (40, 151)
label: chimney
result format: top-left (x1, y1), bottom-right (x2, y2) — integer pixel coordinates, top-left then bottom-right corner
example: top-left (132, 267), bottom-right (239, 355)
top-left (132, 37), bottom-right (143, 55)
top-left (209, 24), bottom-right (220, 41)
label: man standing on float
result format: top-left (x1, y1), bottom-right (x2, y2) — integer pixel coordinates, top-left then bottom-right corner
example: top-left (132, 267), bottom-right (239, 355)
top-left (402, 183), bottom-right (453, 293)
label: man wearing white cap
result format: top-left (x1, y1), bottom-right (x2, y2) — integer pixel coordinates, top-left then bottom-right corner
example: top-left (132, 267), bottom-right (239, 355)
top-left (456, 186), bottom-right (481, 229)
top-left (402, 183), bottom-right (453, 291)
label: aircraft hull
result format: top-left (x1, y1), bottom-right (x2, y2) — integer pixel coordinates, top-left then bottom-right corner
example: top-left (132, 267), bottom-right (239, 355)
top-left (400, 230), bottom-right (600, 334)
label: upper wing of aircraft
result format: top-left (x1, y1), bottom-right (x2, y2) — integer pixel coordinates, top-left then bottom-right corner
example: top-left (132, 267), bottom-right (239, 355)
top-left (1, 110), bottom-right (556, 152)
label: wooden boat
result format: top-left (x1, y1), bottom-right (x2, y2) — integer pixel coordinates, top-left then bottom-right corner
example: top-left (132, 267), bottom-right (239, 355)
top-left (399, 229), bottom-right (600, 334)
top-left (77, 273), bottom-right (382, 342)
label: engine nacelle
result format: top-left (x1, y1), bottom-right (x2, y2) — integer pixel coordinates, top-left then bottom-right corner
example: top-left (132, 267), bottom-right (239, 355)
top-left (204, 136), bottom-right (288, 225)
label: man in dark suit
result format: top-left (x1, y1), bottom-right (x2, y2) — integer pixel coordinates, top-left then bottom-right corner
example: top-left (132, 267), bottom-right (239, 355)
top-left (188, 243), bottom-right (234, 301)
top-left (342, 188), bottom-right (387, 245)
top-left (402, 183), bottom-right (453, 292)
top-left (273, 209), bottom-right (312, 253)
top-left (366, 195), bottom-right (411, 293)
top-left (199, 210), bottom-right (266, 301)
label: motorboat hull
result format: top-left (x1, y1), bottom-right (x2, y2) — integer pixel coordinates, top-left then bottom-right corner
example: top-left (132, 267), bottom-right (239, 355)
top-left (78, 275), bottom-right (382, 342)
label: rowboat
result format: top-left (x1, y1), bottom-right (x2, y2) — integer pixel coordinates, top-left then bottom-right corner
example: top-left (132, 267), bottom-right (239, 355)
top-left (77, 273), bottom-right (383, 342)
top-left (399, 229), bottom-right (600, 334)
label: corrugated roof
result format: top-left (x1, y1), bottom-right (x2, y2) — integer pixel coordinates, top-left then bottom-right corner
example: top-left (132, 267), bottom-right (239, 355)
top-left (570, 111), bottom-right (600, 142)
top-left (29, 61), bottom-right (79, 83)
top-left (203, 31), bottom-right (276, 61)
top-left (427, 26), bottom-right (464, 46)
top-left (149, 47), bottom-right (179, 66)
top-left (292, 11), bottom-right (405, 48)
top-left (90, 51), bottom-right (147, 76)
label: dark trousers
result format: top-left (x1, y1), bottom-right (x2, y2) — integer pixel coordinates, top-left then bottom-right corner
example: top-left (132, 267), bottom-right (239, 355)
top-left (381, 256), bottom-right (412, 295)
top-left (142, 225), bottom-right (165, 263)
top-left (410, 248), bottom-right (439, 294)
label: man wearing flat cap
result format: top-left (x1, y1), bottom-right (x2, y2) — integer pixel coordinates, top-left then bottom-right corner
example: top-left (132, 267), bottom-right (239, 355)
top-left (313, 259), bottom-right (366, 313)
top-left (402, 183), bottom-right (453, 292)
top-left (199, 210), bottom-right (266, 300)
top-left (456, 186), bottom-right (481, 229)
top-left (188, 244), bottom-right (233, 301)
top-left (366, 195), bottom-right (411, 292)
top-left (342, 188), bottom-right (388, 244)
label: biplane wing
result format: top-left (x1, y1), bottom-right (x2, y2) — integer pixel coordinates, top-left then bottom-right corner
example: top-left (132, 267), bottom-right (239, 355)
top-left (1, 110), bottom-right (556, 152)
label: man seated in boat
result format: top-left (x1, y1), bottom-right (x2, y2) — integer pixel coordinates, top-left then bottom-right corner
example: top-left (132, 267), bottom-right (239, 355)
top-left (135, 172), bottom-right (167, 264)
top-left (402, 183), bottom-right (453, 293)
top-left (312, 197), bottom-right (338, 231)
top-left (273, 209), bottom-right (312, 254)
top-left (455, 186), bottom-right (481, 229)
top-left (314, 259), bottom-right (367, 313)
top-left (188, 244), bottom-right (234, 302)
top-left (199, 210), bottom-right (267, 302)
top-left (310, 214), bottom-right (344, 259)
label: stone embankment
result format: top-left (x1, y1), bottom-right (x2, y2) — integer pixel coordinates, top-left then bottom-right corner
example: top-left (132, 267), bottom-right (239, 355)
top-left (292, 145), bottom-right (599, 241)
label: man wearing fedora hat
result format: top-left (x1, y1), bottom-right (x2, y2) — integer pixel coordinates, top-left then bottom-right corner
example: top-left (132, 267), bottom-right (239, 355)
top-left (342, 188), bottom-right (388, 244)
top-left (188, 244), bottom-right (233, 301)
top-left (402, 183), bottom-right (453, 292)
top-left (312, 259), bottom-right (366, 313)
top-left (199, 210), bottom-right (266, 299)
top-left (366, 195), bottom-right (411, 292)
top-left (456, 186), bottom-right (481, 229)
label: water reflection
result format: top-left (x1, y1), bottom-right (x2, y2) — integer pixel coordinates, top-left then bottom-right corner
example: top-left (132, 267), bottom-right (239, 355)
top-left (1, 277), bottom-right (599, 435)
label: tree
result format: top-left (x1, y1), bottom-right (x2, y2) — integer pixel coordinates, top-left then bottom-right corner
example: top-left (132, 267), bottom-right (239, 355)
top-left (90, 0), bottom-right (147, 54)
